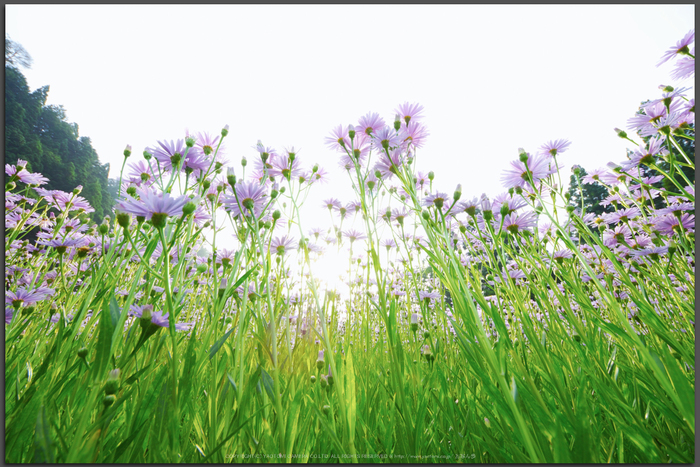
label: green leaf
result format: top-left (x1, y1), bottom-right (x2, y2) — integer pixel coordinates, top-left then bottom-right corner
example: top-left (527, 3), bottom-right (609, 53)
top-left (34, 405), bottom-right (55, 463)
top-left (209, 327), bottom-right (235, 360)
top-left (260, 367), bottom-right (275, 403)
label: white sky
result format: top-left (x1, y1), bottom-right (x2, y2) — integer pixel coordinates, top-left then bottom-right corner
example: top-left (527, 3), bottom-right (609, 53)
top-left (6, 5), bottom-right (695, 293)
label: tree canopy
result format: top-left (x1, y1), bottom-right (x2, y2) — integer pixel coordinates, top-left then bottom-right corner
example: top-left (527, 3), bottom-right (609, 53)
top-left (5, 60), bottom-right (115, 221)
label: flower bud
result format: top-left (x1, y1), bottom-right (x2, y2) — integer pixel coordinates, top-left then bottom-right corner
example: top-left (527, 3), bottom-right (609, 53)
top-left (185, 136), bottom-right (195, 148)
top-left (143, 150), bottom-right (152, 160)
top-left (103, 394), bottom-right (116, 407)
top-left (614, 128), bottom-right (627, 139)
top-left (77, 347), bottom-right (88, 359)
top-left (422, 209), bottom-right (430, 221)
top-left (320, 375), bottom-right (328, 388)
top-left (453, 184), bottom-right (462, 201)
top-left (519, 150), bottom-right (529, 163)
top-left (182, 202), bottom-right (197, 216)
top-left (316, 350), bottom-right (325, 370)
top-left (116, 212), bottom-right (131, 230)
top-left (410, 312), bottom-right (419, 332)
top-left (394, 114), bottom-right (402, 131)
top-left (428, 171), bottom-right (434, 181)
top-left (73, 185), bottom-right (83, 195)
top-left (227, 168), bottom-right (236, 186)
top-left (310, 375), bottom-right (316, 384)
top-left (221, 124), bottom-right (230, 137)
top-left (196, 263), bottom-right (207, 274)
top-left (322, 404), bottom-right (330, 414)
top-left (98, 223), bottom-right (109, 235)
top-left (241, 157), bottom-right (247, 167)
top-left (348, 124), bottom-right (356, 140)
top-left (104, 369), bottom-right (121, 395)
top-left (124, 145), bottom-right (132, 158)
top-left (272, 210), bottom-right (281, 221)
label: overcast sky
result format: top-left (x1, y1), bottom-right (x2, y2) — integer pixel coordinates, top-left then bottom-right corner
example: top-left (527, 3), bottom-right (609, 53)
top-left (5, 5), bottom-right (694, 291)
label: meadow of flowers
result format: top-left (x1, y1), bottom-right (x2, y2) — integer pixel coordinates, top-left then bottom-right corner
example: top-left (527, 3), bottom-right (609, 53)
top-left (4, 31), bottom-right (695, 463)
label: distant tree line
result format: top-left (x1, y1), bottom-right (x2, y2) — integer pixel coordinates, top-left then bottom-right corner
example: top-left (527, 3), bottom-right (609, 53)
top-left (5, 35), bottom-right (116, 222)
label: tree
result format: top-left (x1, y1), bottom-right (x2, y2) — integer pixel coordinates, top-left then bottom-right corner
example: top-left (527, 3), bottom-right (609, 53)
top-left (5, 35), bottom-right (33, 69)
top-left (567, 167), bottom-right (614, 218)
top-left (5, 63), bottom-right (114, 221)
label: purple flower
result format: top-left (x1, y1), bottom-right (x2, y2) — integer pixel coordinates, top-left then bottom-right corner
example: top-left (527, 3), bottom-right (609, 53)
top-left (631, 246), bottom-right (669, 262)
top-left (653, 213), bottom-right (694, 235)
top-left (500, 153), bottom-right (556, 189)
top-left (395, 102), bottom-right (425, 126)
top-left (371, 127), bottom-right (401, 153)
top-left (127, 160), bottom-right (157, 185)
top-left (116, 185), bottom-right (191, 226)
top-left (374, 148), bottom-right (403, 179)
top-left (418, 290), bottom-right (441, 302)
top-left (322, 198), bottom-right (342, 211)
top-left (671, 50), bottom-right (695, 81)
top-left (503, 211), bottom-right (537, 234)
top-left (325, 124), bottom-right (350, 152)
top-left (5, 162), bottom-right (49, 185)
top-left (538, 139), bottom-right (571, 158)
top-left (357, 112), bottom-right (386, 136)
top-left (604, 207), bottom-right (641, 224)
top-left (6, 287), bottom-right (55, 308)
top-left (343, 229), bottom-right (367, 243)
top-left (149, 139), bottom-right (187, 172)
top-left (398, 121), bottom-right (429, 149)
top-left (657, 29), bottom-right (695, 67)
top-left (221, 181), bottom-right (268, 218)
top-left (270, 235), bottom-right (297, 256)
top-left (129, 304), bottom-right (192, 331)
top-left (423, 191), bottom-right (450, 210)
top-left (381, 238), bottom-right (397, 249)
top-left (581, 167), bottom-right (608, 184)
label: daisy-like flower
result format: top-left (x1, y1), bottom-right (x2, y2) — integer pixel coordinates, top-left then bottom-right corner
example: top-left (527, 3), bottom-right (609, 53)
top-left (538, 139), bottom-right (571, 158)
top-left (127, 160), bottom-right (157, 185)
top-left (192, 131), bottom-right (223, 158)
top-left (604, 207), bottom-right (641, 224)
top-left (398, 121), bottom-right (429, 149)
top-left (392, 207), bottom-right (412, 225)
top-left (5, 162), bottom-right (49, 186)
top-left (581, 167), bottom-right (608, 184)
top-left (270, 235), bottom-right (296, 256)
top-left (6, 286), bottom-right (55, 308)
top-left (500, 153), bottom-right (556, 189)
top-left (423, 191), bottom-right (450, 210)
top-left (268, 156), bottom-right (304, 180)
top-left (602, 224), bottom-right (633, 247)
top-left (322, 198), bottom-right (342, 211)
top-left (116, 185), bottom-right (191, 228)
top-left (343, 229), bottom-right (367, 243)
top-left (418, 290), bottom-right (441, 302)
top-left (307, 166), bottom-right (330, 185)
top-left (149, 139), bottom-right (188, 172)
top-left (374, 148), bottom-right (403, 179)
top-left (657, 29), bottom-right (695, 67)
top-left (371, 126), bottom-right (401, 153)
top-left (357, 112), bottom-right (386, 135)
top-left (325, 124), bottom-right (350, 152)
top-left (503, 211), bottom-right (537, 234)
top-left (221, 180), bottom-right (268, 218)
top-left (550, 249), bottom-right (574, 264)
top-left (631, 246), bottom-right (669, 262)
top-left (624, 136), bottom-right (665, 168)
top-left (38, 233), bottom-right (86, 253)
top-left (671, 49), bottom-right (695, 81)
top-left (395, 102), bottom-right (425, 126)
top-left (381, 238), bottom-right (397, 249)
top-left (653, 213), bottom-right (694, 235)
top-left (129, 304), bottom-right (193, 331)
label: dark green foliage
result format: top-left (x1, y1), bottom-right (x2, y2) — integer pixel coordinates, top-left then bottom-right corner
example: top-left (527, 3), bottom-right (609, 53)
top-left (567, 167), bottom-right (613, 219)
top-left (5, 64), bottom-right (115, 221)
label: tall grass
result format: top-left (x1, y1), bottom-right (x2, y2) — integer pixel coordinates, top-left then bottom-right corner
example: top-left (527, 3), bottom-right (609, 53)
top-left (4, 35), bottom-right (695, 463)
